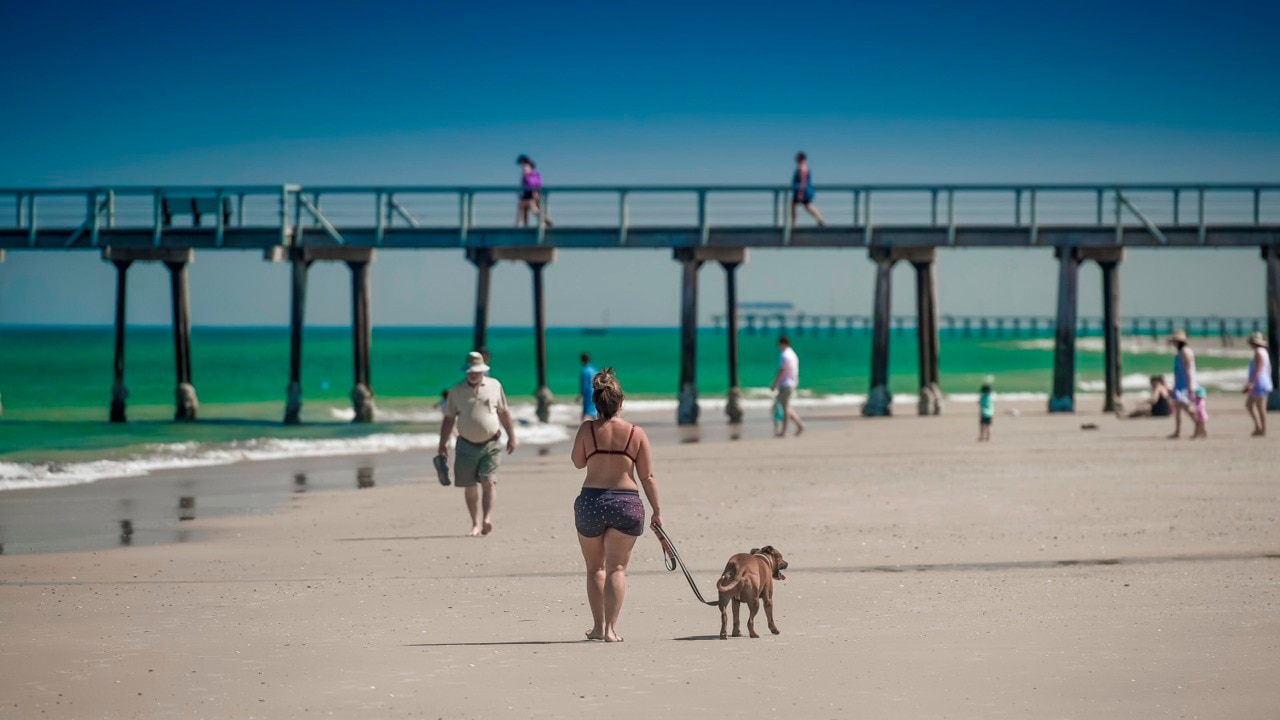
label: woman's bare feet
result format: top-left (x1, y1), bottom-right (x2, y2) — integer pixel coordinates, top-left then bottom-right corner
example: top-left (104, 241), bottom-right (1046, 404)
top-left (585, 629), bottom-right (604, 641)
top-left (467, 525), bottom-right (482, 537)
top-left (604, 633), bottom-right (624, 642)
top-left (481, 519), bottom-right (493, 535)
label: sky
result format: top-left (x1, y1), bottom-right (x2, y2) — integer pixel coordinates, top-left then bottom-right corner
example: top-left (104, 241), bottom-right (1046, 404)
top-left (1, 0), bottom-right (1278, 327)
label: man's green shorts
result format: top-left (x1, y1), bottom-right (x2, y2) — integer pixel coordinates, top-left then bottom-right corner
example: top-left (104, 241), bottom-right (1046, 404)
top-left (454, 436), bottom-right (502, 487)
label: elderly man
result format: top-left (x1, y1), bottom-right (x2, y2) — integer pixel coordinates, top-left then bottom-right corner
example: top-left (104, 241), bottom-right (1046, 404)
top-left (438, 351), bottom-right (517, 536)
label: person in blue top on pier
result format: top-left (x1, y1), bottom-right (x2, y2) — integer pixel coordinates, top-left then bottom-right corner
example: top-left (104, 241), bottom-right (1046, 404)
top-left (516, 155), bottom-right (552, 228)
top-left (579, 353), bottom-right (598, 421)
top-left (790, 152), bottom-right (826, 228)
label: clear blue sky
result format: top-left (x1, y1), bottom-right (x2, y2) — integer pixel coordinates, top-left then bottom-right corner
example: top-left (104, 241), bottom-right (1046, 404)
top-left (2, 0), bottom-right (1278, 326)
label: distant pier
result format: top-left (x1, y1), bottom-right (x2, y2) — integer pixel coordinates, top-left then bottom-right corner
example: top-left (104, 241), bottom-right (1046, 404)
top-left (2, 182), bottom-right (1278, 423)
top-left (711, 312), bottom-right (1267, 342)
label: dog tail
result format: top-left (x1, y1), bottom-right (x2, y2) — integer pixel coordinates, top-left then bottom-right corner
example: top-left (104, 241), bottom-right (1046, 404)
top-left (716, 562), bottom-right (742, 593)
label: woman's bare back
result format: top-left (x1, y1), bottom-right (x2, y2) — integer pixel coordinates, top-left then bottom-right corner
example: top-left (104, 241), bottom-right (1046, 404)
top-left (572, 418), bottom-right (652, 489)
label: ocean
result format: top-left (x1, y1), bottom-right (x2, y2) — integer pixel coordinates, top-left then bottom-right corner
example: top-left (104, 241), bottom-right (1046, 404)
top-left (0, 325), bottom-right (1256, 490)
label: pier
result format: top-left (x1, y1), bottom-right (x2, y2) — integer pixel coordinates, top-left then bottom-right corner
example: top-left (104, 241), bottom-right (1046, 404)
top-left (2, 183), bottom-right (1278, 423)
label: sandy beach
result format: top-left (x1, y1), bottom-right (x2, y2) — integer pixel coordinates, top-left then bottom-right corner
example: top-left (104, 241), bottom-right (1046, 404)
top-left (1, 404), bottom-right (1277, 719)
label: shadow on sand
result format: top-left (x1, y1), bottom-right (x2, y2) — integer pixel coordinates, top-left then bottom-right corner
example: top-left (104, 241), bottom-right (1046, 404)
top-left (407, 640), bottom-right (592, 647)
top-left (336, 535), bottom-right (465, 542)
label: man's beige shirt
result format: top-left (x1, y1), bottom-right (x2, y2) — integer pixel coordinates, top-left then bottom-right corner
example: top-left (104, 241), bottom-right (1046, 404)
top-left (445, 377), bottom-right (508, 443)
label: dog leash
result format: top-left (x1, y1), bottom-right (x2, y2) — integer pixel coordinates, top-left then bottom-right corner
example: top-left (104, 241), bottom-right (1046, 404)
top-left (651, 524), bottom-right (718, 607)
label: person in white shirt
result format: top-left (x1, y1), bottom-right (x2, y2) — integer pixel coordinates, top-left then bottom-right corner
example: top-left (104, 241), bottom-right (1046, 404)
top-left (770, 336), bottom-right (805, 437)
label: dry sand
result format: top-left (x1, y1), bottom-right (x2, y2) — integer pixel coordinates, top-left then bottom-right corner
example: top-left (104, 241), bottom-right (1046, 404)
top-left (1, 404), bottom-right (1278, 719)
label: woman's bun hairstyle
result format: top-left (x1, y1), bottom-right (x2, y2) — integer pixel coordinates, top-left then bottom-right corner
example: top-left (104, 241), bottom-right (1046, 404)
top-left (591, 368), bottom-right (624, 419)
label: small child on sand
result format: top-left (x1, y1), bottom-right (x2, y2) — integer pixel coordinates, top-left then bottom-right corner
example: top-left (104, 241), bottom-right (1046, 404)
top-left (978, 383), bottom-right (994, 442)
top-left (1191, 386), bottom-right (1208, 439)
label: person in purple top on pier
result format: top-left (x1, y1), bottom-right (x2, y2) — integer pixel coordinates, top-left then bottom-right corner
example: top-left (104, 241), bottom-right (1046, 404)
top-left (516, 155), bottom-right (552, 228)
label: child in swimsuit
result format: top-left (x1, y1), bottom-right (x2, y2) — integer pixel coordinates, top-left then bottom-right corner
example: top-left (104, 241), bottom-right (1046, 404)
top-left (978, 383), bottom-right (994, 442)
top-left (1191, 386), bottom-right (1208, 439)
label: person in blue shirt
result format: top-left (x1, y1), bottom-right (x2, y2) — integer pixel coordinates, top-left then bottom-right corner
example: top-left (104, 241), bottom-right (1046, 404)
top-left (790, 152), bottom-right (826, 228)
top-left (978, 383), bottom-right (994, 442)
top-left (579, 352), bottom-right (598, 420)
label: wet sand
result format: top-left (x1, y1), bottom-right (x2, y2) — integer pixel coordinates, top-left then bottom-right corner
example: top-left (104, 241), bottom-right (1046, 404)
top-left (1, 405), bottom-right (1277, 718)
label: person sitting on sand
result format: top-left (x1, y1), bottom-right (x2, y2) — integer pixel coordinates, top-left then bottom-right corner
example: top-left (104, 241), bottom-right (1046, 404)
top-left (570, 369), bottom-right (661, 643)
top-left (1127, 375), bottom-right (1173, 418)
top-left (1242, 331), bottom-right (1272, 437)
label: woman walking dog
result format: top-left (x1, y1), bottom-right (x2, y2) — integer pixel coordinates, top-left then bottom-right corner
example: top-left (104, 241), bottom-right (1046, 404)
top-left (570, 369), bottom-right (661, 642)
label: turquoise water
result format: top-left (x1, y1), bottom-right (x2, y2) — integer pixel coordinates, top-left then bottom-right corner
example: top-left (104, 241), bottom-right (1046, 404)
top-left (0, 325), bottom-right (1250, 466)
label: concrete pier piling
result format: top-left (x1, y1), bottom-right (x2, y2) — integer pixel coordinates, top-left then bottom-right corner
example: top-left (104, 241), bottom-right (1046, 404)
top-left (1049, 246), bottom-right (1081, 413)
top-left (863, 248), bottom-right (896, 417)
top-left (674, 248), bottom-right (703, 426)
top-left (529, 259), bottom-right (552, 423)
top-left (283, 251), bottom-right (310, 425)
top-left (467, 247), bottom-right (494, 353)
top-left (910, 249), bottom-right (942, 415)
top-left (1086, 248), bottom-right (1125, 413)
top-left (720, 253), bottom-right (747, 424)
top-left (347, 256), bottom-right (374, 423)
top-left (165, 259), bottom-right (198, 421)
top-left (109, 259), bottom-right (131, 423)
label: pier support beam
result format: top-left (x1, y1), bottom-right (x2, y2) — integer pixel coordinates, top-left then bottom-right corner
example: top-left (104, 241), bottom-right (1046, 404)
top-left (907, 248), bottom-right (942, 415)
top-left (165, 259), bottom-right (198, 420)
top-left (348, 256), bottom-right (375, 423)
top-left (1266, 246), bottom-right (1280, 412)
top-left (104, 248), bottom-right (198, 421)
top-left (1049, 246), bottom-right (1081, 413)
top-left (109, 259), bottom-right (131, 423)
top-left (467, 248), bottom-right (495, 354)
top-left (488, 247), bottom-right (560, 422)
top-left (530, 259), bottom-right (552, 423)
top-left (284, 251), bottom-right (311, 424)
top-left (674, 248), bottom-right (704, 425)
top-left (1084, 248), bottom-right (1125, 413)
top-left (270, 246), bottom-right (378, 423)
top-left (720, 250), bottom-right (749, 424)
top-left (863, 249), bottom-right (897, 417)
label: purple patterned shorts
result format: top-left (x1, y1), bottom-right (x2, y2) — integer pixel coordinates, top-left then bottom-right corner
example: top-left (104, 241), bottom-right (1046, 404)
top-left (574, 488), bottom-right (645, 538)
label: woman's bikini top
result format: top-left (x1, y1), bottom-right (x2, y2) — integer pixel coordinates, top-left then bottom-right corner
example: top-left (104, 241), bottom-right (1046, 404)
top-left (586, 420), bottom-right (637, 463)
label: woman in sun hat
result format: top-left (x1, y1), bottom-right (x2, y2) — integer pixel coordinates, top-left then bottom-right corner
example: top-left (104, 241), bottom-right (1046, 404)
top-left (1242, 331), bottom-right (1272, 437)
top-left (1167, 329), bottom-right (1197, 439)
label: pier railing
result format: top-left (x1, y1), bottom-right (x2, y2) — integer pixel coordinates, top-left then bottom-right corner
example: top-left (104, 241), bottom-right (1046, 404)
top-left (2, 183), bottom-right (1278, 250)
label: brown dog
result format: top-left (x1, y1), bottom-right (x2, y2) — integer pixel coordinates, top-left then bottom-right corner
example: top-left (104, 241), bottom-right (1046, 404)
top-left (716, 545), bottom-right (788, 639)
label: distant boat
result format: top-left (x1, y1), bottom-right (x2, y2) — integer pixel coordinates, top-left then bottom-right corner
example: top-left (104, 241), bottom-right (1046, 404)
top-left (582, 309), bottom-right (610, 335)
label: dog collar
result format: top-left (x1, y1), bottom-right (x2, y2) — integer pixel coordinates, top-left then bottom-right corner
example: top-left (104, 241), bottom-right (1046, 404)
top-left (751, 551), bottom-right (775, 570)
